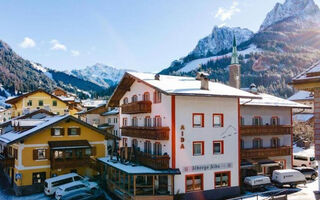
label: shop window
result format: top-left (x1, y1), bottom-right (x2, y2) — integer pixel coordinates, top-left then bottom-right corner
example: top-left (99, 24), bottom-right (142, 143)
top-left (185, 174), bottom-right (203, 192)
top-left (214, 171), bottom-right (230, 188)
top-left (32, 172), bottom-right (46, 184)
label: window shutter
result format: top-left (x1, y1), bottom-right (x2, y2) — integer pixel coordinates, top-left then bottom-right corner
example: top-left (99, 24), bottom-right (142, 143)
top-left (68, 128), bottom-right (71, 135)
top-left (77, 128), bottom-right (81, 135)
top-left (33, 149), bottom-right (38, 160)
top-left (91, 146), bottom-right (96, 156)
top-left (45, 149), bottom-right (49, 159)
top-left (51, 128), bottom-right (54, 136)
top-left (61, 128), bottom-right (65, 135)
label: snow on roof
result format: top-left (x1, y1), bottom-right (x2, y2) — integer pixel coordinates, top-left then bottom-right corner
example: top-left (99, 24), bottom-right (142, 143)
top-left (81, 99), bottom-right (107, 107)
top-left (101, 108), bottom-right (119, 116)
top-left (293, 113), bottom-right (313, 122)
top-left (293, 60), bottom-right (320, 82)
top-left (288, 91), bottom-right (314, 101)
top-left (12, 119), bottom-right (45, 127)
top-left (0, 115), bottom-right (68, 144)
top-left (98, 156), bottom-right (180, 175)
top-left (240, 93), bottom-right (310, 108)
top-left (127, 72), bottom-right (260, 99)
top-left (293, 145), bottom-right (315, 157)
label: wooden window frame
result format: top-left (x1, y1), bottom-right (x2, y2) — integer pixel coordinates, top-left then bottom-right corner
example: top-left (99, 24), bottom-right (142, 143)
top-left (192, 113), bottom-right (204, 128)
top-left (271, 137), bottom-right (280, 148)
top-left (27, 100), bottom-right (32, 106)
top-left (192, 141), bottom-right (204, 156)
top-left (252, 116), bottom-right (262, 126)
top-left (214, 171), bottom-right (231, 188)
top-left (153, 142), bottom-right (162, 156)
top-left (68, 127), bottom-right (80, 136)
top-left (270, 116), bottom-right (280, 126)
top-left (252, 138), bottom-right (263, 149)
top-left (154, 90), bottom-right (162, 103)
top-left (143, 92), bottom-right (150, 101)
top-left (213, 140), bottom-right (224, 154)
top-left (122, 117), bottom-right (128, 127)
top-left (154, 115), bottom-right (162, 127)
top-left (132, 117), bottom-right (138, 127)
top-left (144, 140), bottom-right (152, 154)
top-left (51, 128), bottom-right (64, 136)
top-left (123, 97), bottom-right (129, 105)
top-left (213, 113), bottom-right (224, 127)
top-left (38, 100), bottom-right (44, 106)
top-left (185, 174), bottom-right (204, 193)
top-left (132, 95), bottom-right (138, 103)
top-left (144, 116), bottom-right (152, 127)
top-left (52, 100), bottom-right (57, 107)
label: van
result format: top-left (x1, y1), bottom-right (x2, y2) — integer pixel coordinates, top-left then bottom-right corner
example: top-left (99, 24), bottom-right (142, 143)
top-left (272, 169), bottom-right (306, 188)
top-left (293, 154), bottom-right (317, 168)
top-left (243, 175), bottom-right (271, 191)
top-left (44, 173), bottom-right (88, 195)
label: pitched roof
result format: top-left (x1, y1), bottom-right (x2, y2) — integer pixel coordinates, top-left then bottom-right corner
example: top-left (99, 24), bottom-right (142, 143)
top-left (78, 104), bottom-right (108, 115)
top-left (5, 89), bottom-right (68, 106)
top-left (109, 72), bottom-right (260, 107)
top-left (101, 108), bottom-right (119, 116)
top-left (240, 93), bottom-right (311, 108)
top-left (292, 60), bottom-right (320, 84)
top-left (288, 91), bottom-right (314, 101)
top-left (0, 115), bottom-right (118, 144)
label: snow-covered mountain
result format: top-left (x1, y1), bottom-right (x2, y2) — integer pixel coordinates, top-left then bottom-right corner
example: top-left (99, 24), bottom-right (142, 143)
top-left (192, 26), bottom-right (253, 58)
top-left (70, 63), bottom-right (126, 88)
top-left (260, 0), bottom-right (320, 31)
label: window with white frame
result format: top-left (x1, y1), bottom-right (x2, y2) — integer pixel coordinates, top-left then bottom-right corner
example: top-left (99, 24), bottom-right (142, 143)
top-left (213, 141), bottom-right (223, 154)
top-left (193, 113), bottom-right (204, 128)
top-left (252, 116), bottom-right (262, 126)
top-left (270, 116), bottom-right (279, 126)
top-left (193, 141), bottom-right (204, 156)
top-left (132, 117), bottom-right (138, 126)
top-left (213, 114), bottom-right (223, 127)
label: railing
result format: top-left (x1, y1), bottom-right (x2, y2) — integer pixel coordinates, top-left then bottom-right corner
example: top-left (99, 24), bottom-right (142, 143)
top-left (136, 151), bottom-right (170, 170)
top-left (121, 101), bottom-right (152, 114)
top-left (121, 126), bottom-right (170, 140)
top-left (0, 154), bottom-right (14, 168)
top-left (50, 157), bottom-right (90, 169)
top-left (241, 146), bottom-right (291, 159)
top-left (240, 125), bottom-right (292, 136)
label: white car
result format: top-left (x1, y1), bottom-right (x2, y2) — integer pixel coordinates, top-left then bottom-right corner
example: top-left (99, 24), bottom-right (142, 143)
top-left (55, 180), bottom-right (99, 200)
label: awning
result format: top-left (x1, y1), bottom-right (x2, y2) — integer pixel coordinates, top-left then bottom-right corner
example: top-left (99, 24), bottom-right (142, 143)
top-left (257, 159), bottom-right (280, 167)
top-left (97, 156), bottom-right (181, 175)
top-left (241, 160), bottom-right (254, 168)
top-left (48, 140), bottom-right (91, 150)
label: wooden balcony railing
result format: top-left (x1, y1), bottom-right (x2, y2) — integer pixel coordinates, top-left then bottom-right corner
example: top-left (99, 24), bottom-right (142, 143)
top-left (240, 125), bottom-right (292, 136)
top-left (50, 157), bottom-right (90, 169)
top-left (121, 126), bottom-right (170, 140)
top-left (136, 151), bottom-right (170, 170)
top-left (0, 154), bottom-right (14, 168)
top-left (241, 146), bottom-right (291, 159)
top-left (121, 101), bottom-right (152, 114)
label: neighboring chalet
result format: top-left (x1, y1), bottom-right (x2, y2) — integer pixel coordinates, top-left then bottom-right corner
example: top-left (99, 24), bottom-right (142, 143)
top-left (0, 106), bottom-right (12, 123)
top-left (100, 71), bottom-right (258, 200)
top-left (52, 88), bottom-right (83, 115)
top-left (0, 110), bottom-right (116, 195)
top-left (77, 104), bottom-right (108, 126)
top-left (5, 89), bottom-right (79, 117)
top-left (288, 91), bottom-right (314, 124)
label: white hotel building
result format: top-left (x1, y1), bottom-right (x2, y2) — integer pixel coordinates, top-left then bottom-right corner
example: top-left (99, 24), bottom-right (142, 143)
top-left (99, 71), bottom-right (259, 200)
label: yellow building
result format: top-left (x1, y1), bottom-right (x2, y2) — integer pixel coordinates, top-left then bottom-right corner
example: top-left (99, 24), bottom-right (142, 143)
top-left (0, 112), bottom-right (116, 196)
top-left (5, 89), bottom-right (79, 117)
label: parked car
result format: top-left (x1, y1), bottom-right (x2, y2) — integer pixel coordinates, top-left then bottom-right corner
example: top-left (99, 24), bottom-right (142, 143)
top-left (243, 175), bottom-right (271, 191)
top-left (293, 154), bottom-right (317, 168)
top-left (55, 180), bottom-right (99, 200)
top-left (44, 173), bottom-right (89, 196)
top-left (60, 189), bottom-right (105, 200)
top-left (272, 169), bottom-right (306, 188)
top-left (294, 167), bottom-right (318, 180)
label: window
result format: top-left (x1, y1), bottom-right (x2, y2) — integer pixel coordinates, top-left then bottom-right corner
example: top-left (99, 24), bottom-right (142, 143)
top-left (132, 95), bottom-right (138, 102)
top-left (27, 100), bottom-right (32, 106)
top-left (38, 149), bottom-right (46, 160)
top-left (213, 141), bottom-right (224, 154)
top-left (52, 100), bottom-right (57, 107)
top-left (185, 174), bottom-right (203, 192)
top-left (132, 117), bottom-right (138, 126)
top-left (252, 116), bottom-right (262, 126)
top-left (193, 113), bottom-right (204, 128)
top-left (65, 150), bottom-right (73, 159)
top-left (123, 97), bottom-right (128, 104)
top-left (32, 172), bottom-right (46, 184)
top-left (54, 150), bottom-right (63, 159)
top-left (214, 171), bottom-right (230, 188)
top-left (13, 149), bottom-right (18, 160)
top-left (123, 118), bottom-right (128, 126)
top-left (114, 118), bottom-right (117, 123)
top-left (38, 100), bottom-right (44, 106)
top-left (85, 148), bottom-right (92, 156)
top-left (154, 90), bottom-right (161, 103)
top-left (154, 116), bottom-right (162, 127)
top-left (132, 139), bottom-right (138, 149)
top-left (270, 116), bottom-right (279, 126)
top-left (68, 128), bottom-right (80, 136)
top-left (252, 138), bottom-right (263, 149)
top-left (51, 128), bottom-right (64, 136)
top-left (144, 116), bottom-right (152, 127)
top-left (240, 117), bottom-right (245, 126)
top-left (144, 141), bottom-right (152, 154)
top-left (108, 118), bottom-right (111, 123)
top-left (213, 114), bottom-right (224, 127)
top-left (143, 92), bottom-right (150, 101)
top-left (123, 138), bottom-right (128, 147)
top-left (153, 142), bottom-right (162, 156)
top-left (271, 137), bottom-right (280, 148)
top-left (193, 141), bottom-right (204, 156)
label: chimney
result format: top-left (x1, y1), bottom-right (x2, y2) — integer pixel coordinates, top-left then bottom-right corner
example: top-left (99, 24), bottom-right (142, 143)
top-left (229, 35), bottom-right (241, 89)
top-left (155, 74), bottom-right (160, 80)
top-left (196, 72), bottom-right (209, 90)
top-left (249, 83), bottom-right (258, 94)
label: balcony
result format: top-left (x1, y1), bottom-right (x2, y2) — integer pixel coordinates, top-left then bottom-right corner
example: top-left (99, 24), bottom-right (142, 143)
top-left (136, 151), bottom-right (170, 170)
top-left (121, 101), bottom-right (152, 114)
top-left (241, 146), bottom-right (291, 159)
top-left (0, 154), bottom-right (14, 168)
top-left (121, 126), bottom-right (170, 140)
top-left (240, 125), bottom-right (292, 136)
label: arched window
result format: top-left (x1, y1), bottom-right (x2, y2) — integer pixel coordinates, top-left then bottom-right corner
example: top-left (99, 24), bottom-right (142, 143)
top-left (132, 95), bottom-right (138, 103)
top-left (252, 138), bottom-right (263, 149)
top-left (270, 116), bottom-right (279, 126)
top-left (154, 116), bottom-right (162, 127)
top-left (123, 97), bottom-right (128, 104)
top-left (252, 116), bottom-right (262, 126)
top-left (143, 92), bottom-right (150, 101)
top-left (271, 137), bottom-right (280, 148)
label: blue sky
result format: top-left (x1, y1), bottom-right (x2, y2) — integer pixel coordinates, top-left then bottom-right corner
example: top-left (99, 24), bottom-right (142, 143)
top-left (0, 0), bottom-right (311, 72)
